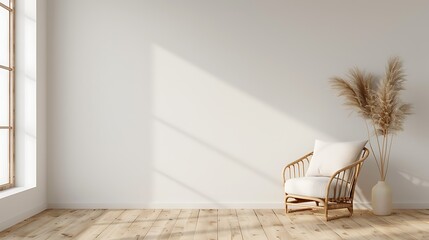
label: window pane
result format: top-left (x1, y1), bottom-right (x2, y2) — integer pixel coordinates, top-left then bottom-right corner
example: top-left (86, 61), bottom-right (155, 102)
top-left (0, 7), bottom-right (9, 67)
top-left (0, 0), bottom-right (9, 7)
top-left (0, 129), bottom-right (9, 185)
top-left (0, 69), bottom-right (8, 126)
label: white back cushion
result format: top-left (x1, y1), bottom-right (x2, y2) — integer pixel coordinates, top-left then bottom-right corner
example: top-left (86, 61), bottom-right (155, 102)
top-left (305, 140), bottom-right (367, 177)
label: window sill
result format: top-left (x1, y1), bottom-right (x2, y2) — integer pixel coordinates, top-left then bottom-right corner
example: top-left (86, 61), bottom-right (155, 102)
top-left (0, 186), bottom-right (35, 200)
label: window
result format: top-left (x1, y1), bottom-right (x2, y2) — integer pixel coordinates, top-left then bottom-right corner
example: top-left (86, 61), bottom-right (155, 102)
top-left (0, 0), bottom-right (14, 191)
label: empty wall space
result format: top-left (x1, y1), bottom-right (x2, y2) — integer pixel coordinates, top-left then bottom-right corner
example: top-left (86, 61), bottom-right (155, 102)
top-left (46, 1), bottom-right (429, 208)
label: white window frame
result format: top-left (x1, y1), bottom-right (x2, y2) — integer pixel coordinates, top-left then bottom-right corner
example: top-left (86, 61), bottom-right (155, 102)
top-left (0, 0), bottom-right (15, 191)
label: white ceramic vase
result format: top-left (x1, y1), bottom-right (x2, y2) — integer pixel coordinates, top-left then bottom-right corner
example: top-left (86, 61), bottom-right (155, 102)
top-left (371, 181), bottom-right (392, 215)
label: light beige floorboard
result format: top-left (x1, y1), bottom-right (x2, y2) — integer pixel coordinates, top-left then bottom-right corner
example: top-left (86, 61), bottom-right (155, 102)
top-left (95, 209), bottom-right (141, 239)
top-left (47, 209), bottom-right (106, 239)
top-left (0, 210), bottom-right (68, 240)
top-left (352, 210), bottom-right (412, 240)
top-left (122, 209), bottom-right (162, 239)
top-left (275, 209), bottom-right (342, 240)
top-left (167, 209), bottom-right (193, 240)
top-left (74, 209), bottom-right (124, 240)
top-left (142, 209), bottom-right (181, 240)
top-left (176, 209), bottom-right (199, 240)
top-left (217, 209), bottom-right (243, 240)
top-left (385, 210), bottom-right (429, 239)
top-left (236, 209), bottom-right (267, 240)
top-left (320, 210), bottom-right (393, 240)
top-left (1, 209), bottom-right (429, 239)
top-left (0, 210), bottom-right (55, 239)
top-left (273, 209), bottom-right (311, 239)
top-left (254, 209), bottom-right (292, 240)
top-left (293, 210), bottom-right (341, 240)
top-left (194, 209), bottom-right (218, 240)
top-left (31, 210), bottom-right (92, 239)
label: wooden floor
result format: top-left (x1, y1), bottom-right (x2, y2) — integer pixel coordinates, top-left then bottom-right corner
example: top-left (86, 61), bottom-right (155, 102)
top-left (0, 209), bottom-right (428, 239)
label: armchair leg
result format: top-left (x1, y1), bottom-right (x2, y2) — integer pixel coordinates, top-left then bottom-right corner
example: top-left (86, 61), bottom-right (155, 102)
top-left (347, 206), bottom-right (353, 215)
top-left (285, 195), bottom-right (313, 214)
top-left (284, 195), bottom-right (289, 214)
top-left (324, 205), bottom-right (329, 221)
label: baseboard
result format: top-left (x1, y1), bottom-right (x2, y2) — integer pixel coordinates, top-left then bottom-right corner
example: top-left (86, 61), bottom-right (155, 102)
top-left (48, 202), bottom-right (285, 209)
top-left (48, 202), bottom-right (429, 210)
top-left (391, 202), bottom-right (429, 209)
top-left (351, 202), bottom-right (429, 209)
top-left (0, 204), bottom-right (47, 232)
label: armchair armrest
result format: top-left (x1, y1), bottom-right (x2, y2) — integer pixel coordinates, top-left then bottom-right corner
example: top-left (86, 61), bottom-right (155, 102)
top-left (326, 148), bottom-right (370, 201)
top-left (282, 152), bottom-right (313, 184)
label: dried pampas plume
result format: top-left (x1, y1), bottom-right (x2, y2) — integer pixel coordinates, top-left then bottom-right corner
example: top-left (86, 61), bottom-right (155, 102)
top-left (331, 57), bottom-right (412, 180)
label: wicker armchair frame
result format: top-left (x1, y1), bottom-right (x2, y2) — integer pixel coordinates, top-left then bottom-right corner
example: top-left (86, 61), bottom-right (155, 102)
top-left (282, 148), bottom-right (369, 221)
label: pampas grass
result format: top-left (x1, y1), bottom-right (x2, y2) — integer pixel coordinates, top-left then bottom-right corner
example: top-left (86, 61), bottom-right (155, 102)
top-left (331, 57), bottom-right (412, 180)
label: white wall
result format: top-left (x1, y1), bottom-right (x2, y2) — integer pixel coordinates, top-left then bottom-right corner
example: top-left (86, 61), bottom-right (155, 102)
top-left (0, 0), bottom-right (47, 231)
top-left (47, 0), bottom-right (429, 208)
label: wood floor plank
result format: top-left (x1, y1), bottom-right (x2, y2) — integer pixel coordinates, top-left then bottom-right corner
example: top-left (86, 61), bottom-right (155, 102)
top-left (194, 209), bottom-right (218, 240)
top-left (121, 209), bottom-right (162, 239)
top-left (0, 210), bottom-right (54, 238)
top-left (254, 209), bottom-right (292, 240)
top-left (385, 210), bottom-right (429, 239)
top-left (25, 209), bottom-right (96, 239)
top-left (409, 209), bottom-right (429, 221)
top-left (274, 208), bottom-right (342, 240)
top-left (273, 209), bottom-right (310, 239)
top-left (74, 209), bottom-right (124, 239)
top-left (157, 210), bottom-right (182, 240)
top-left (217, 209), bottom-right (242, 240)
top-left (319, 210), bottom-right (393, 240)
top-left (370, 210), bottom-right (423, 240)
top-left (293, 209), bottom-right (344, 240)
top-left (416, 209), bottom-right (429, 216)
top-left (17, 210), bottom-right (87, 240)
top-left (2, 209), bottom-right (429, 239)
top-left (46, 209), bottom-right (106, 239)
top-left (352, 210), bottom-right (413, 240)
top-left (236, 209), bottom-right (267, 240)
top-left (176, 209), bottom-right (199, 240)
top-left (142, 209), bottom-right (181, 240)
top-left (168, 209), bottom-right (194, 240)
top-left (95, 209), bottom-right (141, 239)
top-left (0, 210), bottom-right (68, 239)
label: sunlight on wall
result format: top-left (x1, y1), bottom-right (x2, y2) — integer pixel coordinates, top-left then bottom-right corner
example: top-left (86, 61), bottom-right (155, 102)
top-left (151, 45), bottom-right (334, 204)
top-left (354, 187), bottom-right (369, 206)
top-left (399, 171), bottom-right (429, 187)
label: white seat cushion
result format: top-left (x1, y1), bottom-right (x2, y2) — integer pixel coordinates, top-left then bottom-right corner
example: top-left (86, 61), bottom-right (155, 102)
top-left (305, 139), bottom-right (367, 177)
top-left (284, 177), bottom-right (350, 199)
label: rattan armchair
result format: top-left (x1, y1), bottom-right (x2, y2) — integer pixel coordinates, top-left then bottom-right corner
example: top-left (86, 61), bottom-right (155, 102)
top-left (282, 147), bottom-right (369, 221)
